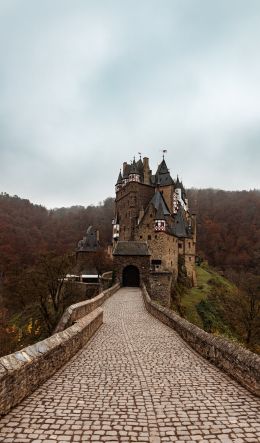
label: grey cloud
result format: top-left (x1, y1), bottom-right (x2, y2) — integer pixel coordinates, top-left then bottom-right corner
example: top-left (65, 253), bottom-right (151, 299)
top-left (0, 0), bottom-right (260, 207)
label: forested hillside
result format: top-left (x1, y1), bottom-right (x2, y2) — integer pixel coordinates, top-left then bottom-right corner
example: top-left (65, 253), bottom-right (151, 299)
top-left (1, 189), bottom-right (259, 277)
top-left (0, 189), bottom-right (259, 354)
top-left (188, 188), bottom-right (260, 275)
top-left (0, 193), bottom-right (114, 277)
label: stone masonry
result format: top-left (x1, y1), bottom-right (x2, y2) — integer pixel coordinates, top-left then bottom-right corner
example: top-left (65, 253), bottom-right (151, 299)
top-left (0, 288), bottom-right (259, 442)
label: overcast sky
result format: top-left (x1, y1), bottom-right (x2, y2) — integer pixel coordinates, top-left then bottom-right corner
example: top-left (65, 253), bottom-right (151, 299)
top-left (1, 0), bottom-right (260, 208)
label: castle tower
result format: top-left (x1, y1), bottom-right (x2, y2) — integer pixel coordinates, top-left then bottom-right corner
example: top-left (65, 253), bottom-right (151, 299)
top-left (112, 154), bottom-right (196, 304)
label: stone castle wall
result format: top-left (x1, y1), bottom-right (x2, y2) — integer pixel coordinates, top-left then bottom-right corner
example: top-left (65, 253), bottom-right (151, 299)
top-left (149, 271), bottom-right (173, 306)
top-left (113, 255), bottom-right (150, 286)
top-left (135, 208), bottom-right (179, 274)
top-left (116, 182), bottom-right (154, 240)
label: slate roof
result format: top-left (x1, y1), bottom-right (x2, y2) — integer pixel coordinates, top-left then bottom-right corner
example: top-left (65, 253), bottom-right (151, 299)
top-left (113, 241), bottom-right (151, 256)
top-left (150, 191), bottom-right (170, 216)
top-left (170, 207), bottom-right (190, 238)
top-left (122, 163), bottom-right (131, 179)
top-left (116, 170), bottom-right (123, 184)
top-left (155, 159), bottom-right (174, 186)
top-left (129, 160), bottom-right (140, 175)
top-left (156, 159), bottom-right (169, 175)
top-left (136, 158), bottom-right (144, 174)
top-left (155, 202), bottom-right (166, 220)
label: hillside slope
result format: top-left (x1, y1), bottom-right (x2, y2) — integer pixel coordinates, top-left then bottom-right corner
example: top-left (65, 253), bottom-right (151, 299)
top-left (173, 263), bottom-right (260, 354)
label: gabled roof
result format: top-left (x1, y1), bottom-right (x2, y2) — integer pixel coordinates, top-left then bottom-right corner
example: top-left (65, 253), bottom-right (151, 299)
top-left (155, 202), bottom-right (166, 220)
top-left (113, 241), bottom-right (150, 256)
top-left (150, 191), bottom-right (170, 216)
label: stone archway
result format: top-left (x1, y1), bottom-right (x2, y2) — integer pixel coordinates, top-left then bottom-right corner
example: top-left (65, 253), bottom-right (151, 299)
top-left (122, 265), bottom-right (140, 287)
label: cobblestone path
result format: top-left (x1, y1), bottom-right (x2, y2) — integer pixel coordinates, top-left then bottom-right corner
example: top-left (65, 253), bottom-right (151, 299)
top-left (0, 288), bottom-right (259, 443)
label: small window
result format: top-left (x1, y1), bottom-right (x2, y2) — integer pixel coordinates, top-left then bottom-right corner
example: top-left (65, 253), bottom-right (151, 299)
top-left (151, 259), bottom-right (161, 265)
top-left (140, 235), bottom-right (143, 239)
top-left (178, 243), bottom-right (182, 248)
top-left (155, 235), bottom-right (157, 239)
top-left (188, 242), bottom-right (191, 249)
top-left (189, 257), bottom-right (192, 261)
top-left (148, 235), bottom-right (151, 240)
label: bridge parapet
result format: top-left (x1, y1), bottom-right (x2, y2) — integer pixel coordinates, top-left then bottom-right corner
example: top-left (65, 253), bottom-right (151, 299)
top-left (142, 284), bottom-right (260, 397)
top-left (55, 283), bottom-right (120, 332)
top-left (0, 283), bottom-right (119, 416)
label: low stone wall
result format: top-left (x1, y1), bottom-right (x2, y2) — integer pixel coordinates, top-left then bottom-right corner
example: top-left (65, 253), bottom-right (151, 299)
top-left (0, 308), bottom-right (103, 416)
top-left (142, 284), bottom-right (260, 397)
top-left (55, 283), bottom-right (120, 333)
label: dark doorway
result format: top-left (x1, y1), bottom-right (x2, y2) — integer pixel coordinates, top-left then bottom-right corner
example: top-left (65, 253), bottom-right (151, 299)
top-left (122, 265), bottom-right (140, 287)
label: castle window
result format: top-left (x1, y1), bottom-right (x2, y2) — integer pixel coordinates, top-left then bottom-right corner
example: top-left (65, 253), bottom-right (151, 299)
top-left (189, 257), bottom-right (192, 261)
top-left (140, 235), bottom-right (143, 239)
top-left (188, 242), bottom-right (191, 249)
top-left (148, 235), bottom-right (151, 240)
top-left (178, 243), bottom-right (182, 248)
top-left (155, 235), bottom-right (157, 239)
top-left (151, 259), bottom-right (161, 265)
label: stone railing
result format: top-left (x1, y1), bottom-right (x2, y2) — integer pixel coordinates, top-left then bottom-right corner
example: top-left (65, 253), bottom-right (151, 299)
top-left (54, 283), bottom-right (120, 333)
top-left (0, 282), bottom-right (120, 416)
top-left (0, 308), bottom-right (103, 416)
top-left (142, 284), bottom-right (260, 397)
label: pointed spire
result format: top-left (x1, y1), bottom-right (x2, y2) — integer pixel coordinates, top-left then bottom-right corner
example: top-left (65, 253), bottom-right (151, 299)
top-left (157, 158), bottom-right (169, 175)
top-left (116, 170), bottom-right (123, 184)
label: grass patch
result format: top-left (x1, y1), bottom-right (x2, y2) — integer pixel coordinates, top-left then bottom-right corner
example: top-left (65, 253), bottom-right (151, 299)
top-left (180, 264), bottom-right (235, 330)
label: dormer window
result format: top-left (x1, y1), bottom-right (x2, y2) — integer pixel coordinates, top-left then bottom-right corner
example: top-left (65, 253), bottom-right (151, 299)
top-left (129, 174), bottom-right (140, 182)
top-left (154, 220), bottom-right (166, 231)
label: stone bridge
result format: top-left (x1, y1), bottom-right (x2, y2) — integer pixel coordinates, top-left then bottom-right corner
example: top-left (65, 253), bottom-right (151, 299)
top-left (0, 287), bottom-right (260, 442)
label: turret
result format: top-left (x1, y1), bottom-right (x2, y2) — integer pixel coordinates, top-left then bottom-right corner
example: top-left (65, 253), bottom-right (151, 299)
top-left (129, 158), bottom-right (141, 182)
top-left (175, 176), bottom-right (188, 211)
top-left (115, 170), bottom-right (123, 192)
top-left (154, 202), bottom-right (166, 232)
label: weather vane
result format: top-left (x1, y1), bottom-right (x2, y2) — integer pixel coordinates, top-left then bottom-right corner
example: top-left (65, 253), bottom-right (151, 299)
top-left (162, 148), bottom-right (167, 159)
top-left (138, 152), bottom-right (142, 159)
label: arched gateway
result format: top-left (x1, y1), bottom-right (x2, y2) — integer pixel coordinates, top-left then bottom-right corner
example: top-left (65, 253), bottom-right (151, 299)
top-left (122, 265), bottom-right (140, 287)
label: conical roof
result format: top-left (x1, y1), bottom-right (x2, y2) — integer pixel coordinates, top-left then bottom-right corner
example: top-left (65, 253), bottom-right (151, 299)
top-left (137, 158), bottom-right (143, 173)
top-left (116, 170), bottom-right (123, 184)
top-left (129, 159), bottom-right (140, 175)
top-left (155, 158), bottom-right (174, 186)
top-left (157, 159), bottom-right (169, 175)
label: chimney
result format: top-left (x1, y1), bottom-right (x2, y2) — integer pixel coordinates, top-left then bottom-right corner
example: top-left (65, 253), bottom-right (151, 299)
top-left (143, 157), bottom-right (151, 185)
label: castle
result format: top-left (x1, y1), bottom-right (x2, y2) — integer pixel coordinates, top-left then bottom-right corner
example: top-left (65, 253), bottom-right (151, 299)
top-left (112, 156), bottom-right (196, 306)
